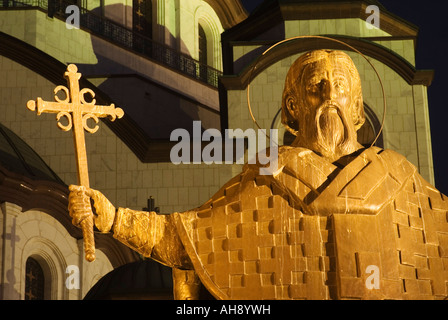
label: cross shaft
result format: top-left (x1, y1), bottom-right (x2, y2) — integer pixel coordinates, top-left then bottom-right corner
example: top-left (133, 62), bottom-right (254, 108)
top-left (27, 64), bottom-right (124, 262)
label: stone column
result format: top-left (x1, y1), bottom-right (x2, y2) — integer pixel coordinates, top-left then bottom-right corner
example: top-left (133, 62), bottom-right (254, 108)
top-left (0, 203), bottom-right (22, 300)
top-left (412, 84), bottom-right (435, 185)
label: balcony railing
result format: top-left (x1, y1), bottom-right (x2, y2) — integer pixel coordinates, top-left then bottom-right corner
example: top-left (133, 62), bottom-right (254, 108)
top-left (0, 0), bottom-right (222, 87)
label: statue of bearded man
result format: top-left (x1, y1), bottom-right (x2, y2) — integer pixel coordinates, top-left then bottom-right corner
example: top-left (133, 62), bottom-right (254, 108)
top-left (69, 50), bottom-right (448, 300)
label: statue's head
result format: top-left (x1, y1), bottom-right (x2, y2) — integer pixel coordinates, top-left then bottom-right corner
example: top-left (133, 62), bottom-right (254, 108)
top-left (281, 50), bottom-right (365, 161)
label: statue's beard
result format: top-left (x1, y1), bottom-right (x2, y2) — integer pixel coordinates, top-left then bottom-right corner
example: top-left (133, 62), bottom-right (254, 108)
top-left (317, 103), bottom-right (346, 151)
top-left (302, 101), bottom-right (358, 160)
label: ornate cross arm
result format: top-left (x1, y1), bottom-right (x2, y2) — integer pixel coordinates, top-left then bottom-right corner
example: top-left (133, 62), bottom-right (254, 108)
top-left (27, 64), bottom-right (124, 262)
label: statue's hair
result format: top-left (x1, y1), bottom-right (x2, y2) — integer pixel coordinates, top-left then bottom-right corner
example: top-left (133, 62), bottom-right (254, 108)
top-left (281, 50), bottom-right (365, 136)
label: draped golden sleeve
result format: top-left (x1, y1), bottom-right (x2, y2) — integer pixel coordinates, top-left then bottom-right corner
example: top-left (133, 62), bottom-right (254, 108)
top-left (112, 208), bottom-right (193, 270)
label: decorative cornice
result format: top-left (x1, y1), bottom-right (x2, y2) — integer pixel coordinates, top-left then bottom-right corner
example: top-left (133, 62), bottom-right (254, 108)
top-left (280, 2), bottom-right (418, 36)
top-left (223, 1), bottom-right (419, 42)
top-left (220, 35), bottom-right (434, 91)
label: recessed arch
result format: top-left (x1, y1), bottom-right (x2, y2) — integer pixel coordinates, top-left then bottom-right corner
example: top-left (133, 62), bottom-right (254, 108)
top-left (202, 0), bottom-right (248, 30)
top-left (16, 210), bottom-right (78, 300)
top-left (24, 257), bottom-right (45, 300)
top-left (194, 3), bottom-right (224, 71)
top-left (14, 209), bottom-right (123, 300)
top-left (20, 236), bottom-right (69, 300)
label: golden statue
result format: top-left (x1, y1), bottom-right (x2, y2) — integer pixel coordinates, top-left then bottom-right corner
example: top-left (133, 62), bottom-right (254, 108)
top-left (69, 50), bottom-right (448, 300)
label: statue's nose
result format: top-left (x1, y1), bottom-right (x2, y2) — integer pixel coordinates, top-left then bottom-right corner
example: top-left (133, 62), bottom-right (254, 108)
top-left (322, 81), bottom-right (338, 101)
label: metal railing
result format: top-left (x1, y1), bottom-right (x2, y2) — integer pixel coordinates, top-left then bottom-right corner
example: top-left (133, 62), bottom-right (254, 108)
top-left (0, 0), bottom-right (222, 87)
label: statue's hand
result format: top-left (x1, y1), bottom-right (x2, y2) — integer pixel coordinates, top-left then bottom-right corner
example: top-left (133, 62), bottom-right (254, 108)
top-left (68, 185), bottom-right (116, 233)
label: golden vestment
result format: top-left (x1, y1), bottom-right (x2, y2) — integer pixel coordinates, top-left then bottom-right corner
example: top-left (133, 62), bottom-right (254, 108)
top-left (113, 146), bottom-right (448, 300)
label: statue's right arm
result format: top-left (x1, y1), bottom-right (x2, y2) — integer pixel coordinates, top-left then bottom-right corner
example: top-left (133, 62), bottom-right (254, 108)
top-left (68, 185), bottom-right (193, 269)
top-left (113, 207), bottom-right (193, 269)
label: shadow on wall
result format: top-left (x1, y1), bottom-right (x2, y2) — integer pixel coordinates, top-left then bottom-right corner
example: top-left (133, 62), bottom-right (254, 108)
top-left (0, 217), bottom-right (21, 300)
top-left (74, 3), bottom-right (220, 141)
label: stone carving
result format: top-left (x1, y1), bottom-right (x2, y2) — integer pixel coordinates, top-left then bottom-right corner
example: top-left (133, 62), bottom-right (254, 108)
top-left (69, 50), bottom-right (448, 299)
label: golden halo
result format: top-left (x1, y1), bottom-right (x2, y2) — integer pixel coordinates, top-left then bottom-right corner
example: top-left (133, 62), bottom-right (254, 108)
top-left (246, 35), bottom-right (387, 148)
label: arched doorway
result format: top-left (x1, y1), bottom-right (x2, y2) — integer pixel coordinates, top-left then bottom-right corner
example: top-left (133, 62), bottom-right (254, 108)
top-left (83, 259), bottom-right (173, 300)
top-left (24, 257), bottom-right (45, 300)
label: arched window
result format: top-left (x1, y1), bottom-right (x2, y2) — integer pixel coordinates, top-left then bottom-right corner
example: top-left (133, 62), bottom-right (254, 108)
top-left (198, 24), bottom-right (209, 82)
top-left (133, 0), bottom-right (153, 37)
top-left (195, 4), bottom-right (224, 73)
top-left (133, 0), bottom-right (153, 53)
top-left (198, 24), bottom-right (208, 66)
top-left (25, 257), bottom-right (45, 300)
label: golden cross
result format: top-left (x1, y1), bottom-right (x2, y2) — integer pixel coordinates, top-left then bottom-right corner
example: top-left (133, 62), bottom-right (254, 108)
top-left (26, 269), bottom-right (36, 282)
top-left (135, 24), bottom-right (144, 32)
top-left (27, 64), bottom-right (124, 262)
top-left (25, 290), bottom-right (36, 300)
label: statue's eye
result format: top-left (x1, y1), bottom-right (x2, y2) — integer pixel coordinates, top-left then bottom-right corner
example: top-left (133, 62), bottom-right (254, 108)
top-left (334, 80), bottom-right (348, 93)
top-left (307, 80), bottom-right (323, 93)
top-left (308, 85), bottom-right (317, 93)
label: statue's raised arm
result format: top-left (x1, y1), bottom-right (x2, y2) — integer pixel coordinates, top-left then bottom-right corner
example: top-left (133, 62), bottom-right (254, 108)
top-left (68, 185), bottom-right (192, 269)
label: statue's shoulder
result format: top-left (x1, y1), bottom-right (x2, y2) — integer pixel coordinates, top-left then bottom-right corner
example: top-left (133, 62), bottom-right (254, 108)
top-left (366, 147), bottom-right (448, 200)
top-left (370, 147), bottom-right (423, 181)
top-left (242, 145), bottom-right (325, 175)
top-left (276, 145), bottom-right (319, 166)
top-left (374, 147), bottom-right (412, 164)
top-left (360, 146), bottom-right (419, 180)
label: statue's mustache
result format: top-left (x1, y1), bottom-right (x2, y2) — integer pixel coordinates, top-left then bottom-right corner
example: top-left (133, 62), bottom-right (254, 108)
top-left (316, 100), bottom-right (343, 117)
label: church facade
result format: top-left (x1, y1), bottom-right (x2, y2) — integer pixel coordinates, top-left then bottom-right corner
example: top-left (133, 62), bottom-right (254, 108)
top-left (0, 0), bottom-right (437, 299)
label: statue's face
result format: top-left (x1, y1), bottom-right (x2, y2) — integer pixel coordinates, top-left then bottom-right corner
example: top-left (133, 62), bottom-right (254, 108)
top-left (291, 54), bottom-right (360, 160)
top-left (301, 58), bottom-right (352, 117)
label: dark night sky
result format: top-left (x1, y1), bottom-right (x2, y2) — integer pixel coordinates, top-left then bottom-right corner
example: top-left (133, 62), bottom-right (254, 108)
top-left (240, 0), bottom-right (448, 195)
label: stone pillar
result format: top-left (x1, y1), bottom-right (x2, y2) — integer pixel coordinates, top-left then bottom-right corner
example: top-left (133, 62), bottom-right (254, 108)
top-left (0, 203), bottom-right (22, 300)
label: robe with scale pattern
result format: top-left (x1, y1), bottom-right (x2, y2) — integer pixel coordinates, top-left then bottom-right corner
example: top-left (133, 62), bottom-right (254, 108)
top-left (113, 146), bottom-right (448, 300)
